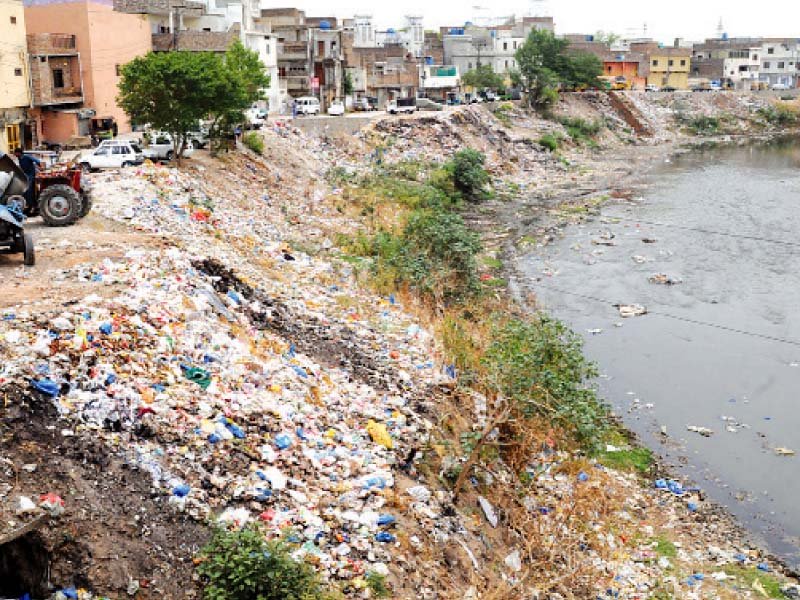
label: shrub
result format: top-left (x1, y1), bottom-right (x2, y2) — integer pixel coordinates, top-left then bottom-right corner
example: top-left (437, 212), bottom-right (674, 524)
top-left (682, 115), bottom-right (720, 135)
top-left (482, 314), bottom-right (608, 448)
top-left (451, 149), bottom-right (491, 203)
top-left (373, 210), bottom-right (481, 304)
top-left (197, 526), bottom-right (325, 600)
top-left (242, 131), bottom-right (264, 154)
top-left (538, 133), bottom-right (560, 152)
top-left (365, 572), bottom-right (391, 598)
top-left (758, 103), bottom-right (799, 127)
top-left (493, 102), bottom-right (514, 127)
top-left (556, 116), bottom-right (602, 144)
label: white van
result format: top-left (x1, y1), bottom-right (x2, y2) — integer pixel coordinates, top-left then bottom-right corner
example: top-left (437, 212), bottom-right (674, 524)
top-left (294, 97), bottom-right (320, 116)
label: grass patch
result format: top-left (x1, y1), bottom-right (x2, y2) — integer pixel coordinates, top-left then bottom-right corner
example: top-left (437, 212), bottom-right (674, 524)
top-left (722, 565), bottom-right (785, 598)
top-left (652, 536), bottom-right (678, 559)
top-left (596, 445), bottom-right (653, 473)
top-left (242, 131), bottom-right (264, 155)
top-left (538, 133), bottom-right (562, 152)
top-left (365, 572), bottom-right (391, 598)
top-left (556, 116), bottom-right (602, 146)
top-left (680, 114), bottom-right (721, 135)
top-left (493, 102), bottom-right (515, 128)
top-left (758, 102), bottom-right (800, 127)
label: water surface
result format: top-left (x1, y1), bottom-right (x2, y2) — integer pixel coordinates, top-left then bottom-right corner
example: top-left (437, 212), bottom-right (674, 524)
top-left (519, 139), bottom-right (800, 565)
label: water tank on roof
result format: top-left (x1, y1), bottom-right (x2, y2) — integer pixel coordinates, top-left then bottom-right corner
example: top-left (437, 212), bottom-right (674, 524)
top-left (387, 28), bottom-right (396, 34)
top-left (425, 56), bottom-right (434, 65)
top-left (722, 32), bottom-right (728, 41)
top-left (319, 20), bottom-right (331, 30)
top-left (464, 21), bottom-right (473, 26)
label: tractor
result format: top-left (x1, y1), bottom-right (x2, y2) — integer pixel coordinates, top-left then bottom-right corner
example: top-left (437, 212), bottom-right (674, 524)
top-left (0, 154), bottom-right (92, 228)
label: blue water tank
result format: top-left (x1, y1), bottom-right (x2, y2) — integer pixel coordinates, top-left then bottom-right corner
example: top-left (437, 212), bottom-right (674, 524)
top-left (425, 56), bottom-right (434, 65)
top-left (464, 21), bottom-right (473, 26)
top-left (319, 20), bottom-right (331, 30)
top-left (722, 32), bottom-right (729, 41)
top-left (387, 27), bottom-right (396, 34)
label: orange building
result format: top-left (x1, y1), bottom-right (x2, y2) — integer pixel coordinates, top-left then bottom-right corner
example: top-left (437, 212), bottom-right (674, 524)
top-left (602, 57), bottom-right (646, 90)
top-left (24, 0), bottom-right (151, 144)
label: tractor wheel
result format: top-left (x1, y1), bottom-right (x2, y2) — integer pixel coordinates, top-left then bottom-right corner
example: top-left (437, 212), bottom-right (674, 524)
top-left (79, 189), bottom-right (93, 218)
top-left (23, 233), bottom-right (35, 266)
top-left (38, 184), bottom-right (81, 227)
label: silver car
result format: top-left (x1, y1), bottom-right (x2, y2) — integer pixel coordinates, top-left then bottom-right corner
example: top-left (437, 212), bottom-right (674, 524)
top-left (416, 97), bottom-right (444, 111)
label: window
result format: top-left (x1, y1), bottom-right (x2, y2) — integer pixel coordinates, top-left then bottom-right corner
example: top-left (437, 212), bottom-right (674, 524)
top-left (505, 59), bottom-right (508, 68)
top-left (115, 64), bottom-right (121, 76)
top-left (513, 41), bottom-right (517, 49)
top-left (778, 62), bottom-right (785, 69)
top-left (764, 62), bottom-right (771, 69)
top-left (652, 59), bottom-right (658, 66)
top-left (680, 59), bottom-right (686, 66)
top-left (112, 146), bottom-right (128, 155)
top-left (14, 68), bottom-right (22, 76)
top-left (52, 68), bottom-right (64, 88)
top-left (607, 65), bottom-right (612, 73)
top-left (768, 47), bottom-right (774, 54)
top-left (40, 56), bottom-right (46, 63)
top-left (503, 42), bottom-right (507, 50)
top-left (10, 15), bottom-right (17, 24)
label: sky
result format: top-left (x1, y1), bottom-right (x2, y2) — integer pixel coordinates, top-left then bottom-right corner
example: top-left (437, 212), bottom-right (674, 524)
top-left (277, 0), bottom-right (800, 44)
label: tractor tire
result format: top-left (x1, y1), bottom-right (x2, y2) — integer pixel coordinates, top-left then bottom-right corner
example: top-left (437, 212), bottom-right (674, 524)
top-left (38, 184), bottom-right (81, 227)
top-left (79, 189), bottom-right (93, 218)
top-left (23, 233), bottom-right (35, 266)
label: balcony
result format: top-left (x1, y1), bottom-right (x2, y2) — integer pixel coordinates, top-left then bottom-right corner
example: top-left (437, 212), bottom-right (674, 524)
top-left (279, 42), bottom-right (308, 61)
top-left (26, 34), bottom-right (77, 56)
top-left (29, 54), bottom-right (83, 106)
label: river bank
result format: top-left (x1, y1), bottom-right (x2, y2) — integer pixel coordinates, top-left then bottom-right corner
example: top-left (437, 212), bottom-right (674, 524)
top-left (1, 93), bottom-right (799, 599)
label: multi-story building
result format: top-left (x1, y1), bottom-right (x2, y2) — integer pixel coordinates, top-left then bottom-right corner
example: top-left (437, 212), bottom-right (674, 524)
top-left (258, 9), bottom-right (311, 103)
top-left (0, 0), bottom-right (31, 152)
top-left (24, 0), bottom-right (152, 144)
top-left (307, 17), bottom-right (343, 110)
top-left (420, 64), bottom-right (460, 102)
top-left (692, 38), bottom-right (761, 89)
top-left (443, 16), bottom-right (554, 77)
top-left (759, 39), bottom-right (799, 89)
top-left (351, 15), bottom-right (425, 57)
top-left (630, 41), bottom-right (691, 89)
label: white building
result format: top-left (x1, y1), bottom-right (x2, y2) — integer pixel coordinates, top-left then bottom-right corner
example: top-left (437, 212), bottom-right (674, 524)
top-left (352, 14), bottom-right (425, 57)
top-left (240, 0), bottom-right (281, 113)
top-left (760, 39), bottom-right (799, 88)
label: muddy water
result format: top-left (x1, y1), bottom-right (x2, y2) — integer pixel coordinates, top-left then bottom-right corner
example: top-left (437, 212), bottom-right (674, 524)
top-left (518, 138), bottom-right (800, 566)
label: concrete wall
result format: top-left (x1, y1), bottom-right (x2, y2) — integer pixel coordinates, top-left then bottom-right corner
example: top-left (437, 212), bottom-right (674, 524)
top-left (0, 0), bottom-right (31, 152)
top-left (25, 0), bottom-right (151, 134)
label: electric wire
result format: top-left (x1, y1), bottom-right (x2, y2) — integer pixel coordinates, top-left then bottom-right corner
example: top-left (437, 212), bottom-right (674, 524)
top-left (529, 280), bottom-right (800, 347)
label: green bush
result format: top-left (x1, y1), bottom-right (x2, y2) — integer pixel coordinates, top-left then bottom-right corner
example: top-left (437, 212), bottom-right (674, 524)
top-left (365, 572), bottom-right (391, 598)
top-left (538, 133), bottom-right (560, 152)
top-left (197, 526), bottom-right (325, 600)
top-left (242, 131), bottom-right (264, 154)
top-left (682, 115), bottom-right (721, 135)
top-left (482, 314), bottom-right (608, 448)
top-left (758, 103), bottom-right (799, 127)
top-left (556, 116), bottom-right (602, 144)
top-left (451, 149), bottom-right (491, 203)
top-left (373, 210), bottom-right (481, 303)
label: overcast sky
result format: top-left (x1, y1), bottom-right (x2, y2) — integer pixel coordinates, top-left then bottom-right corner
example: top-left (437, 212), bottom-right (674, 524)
top-left (279, 0), bottom-right (800, 43)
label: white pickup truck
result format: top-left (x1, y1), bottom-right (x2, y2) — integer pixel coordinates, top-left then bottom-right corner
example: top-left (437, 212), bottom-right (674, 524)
top-left (386, 98), bottom-right (417, 115)
top-left (142, 132), bottom-right (194, 161)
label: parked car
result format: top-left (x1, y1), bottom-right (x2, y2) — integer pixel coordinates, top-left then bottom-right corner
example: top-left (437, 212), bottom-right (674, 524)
top-left (187, 128), bottom-right (209, 149)
top-left (661, 86), bottom-right (677, 92)
top-left (294, 97), bottom-right (320, 116)
top-left (416, 97), bottom-right (443, 111)
top-left (142, 132), bottom-right (194, 161)
top-left (771, 82), bottom-right (791, 91)
top-left (353, 97), bottom-right (378, 111)
top-left (645, 84), bottom-right (660, 92)
top-left (387, 98), bottom-right (417, 114)
top-left (79, 140), bottom-right (144, 171)
top-left (327, 100), bottom-right (345, 116)
top-left (244, 105), bottom-right (268, 129)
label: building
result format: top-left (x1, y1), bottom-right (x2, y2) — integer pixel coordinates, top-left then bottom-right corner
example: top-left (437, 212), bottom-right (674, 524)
top-left (258, 9), bottom-right (311, 103)
top-left (759, 39), bottom-right (799, 89)
top-left (307, 17), bottom-right (343, 110)
top-left (420, 64), bottom-right (460, 102)
top-left (631, 42), bottom-right (691, 89)
top-left (24, 0), bottom-right (151, 144)
top-left (0, 0), bottom-right (31, 153)
top-left (443, 16), bottom-right (554, 77)
top-left (352, 15), bottom-right (425, 57)
top-left (691, 38), bottom-right (761, 89)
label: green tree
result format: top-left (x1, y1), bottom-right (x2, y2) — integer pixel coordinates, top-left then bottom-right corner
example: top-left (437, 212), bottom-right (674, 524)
top-left (118, 51), bottom-right (226, 159)
top-left (461, 64), bottom-right (506, 91)
top-left (450, 149), bottom-right (490, 202)
top-left (208, 41), bottom-right (270, 152)
top-left (514, 30), bottom-right (603, 110)
top-left (594, 30), bottom-right (621, 45)
top-left (343, 69), bottom-right (354, 96)
top-left (118, 41), bottom-right (269, 158)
